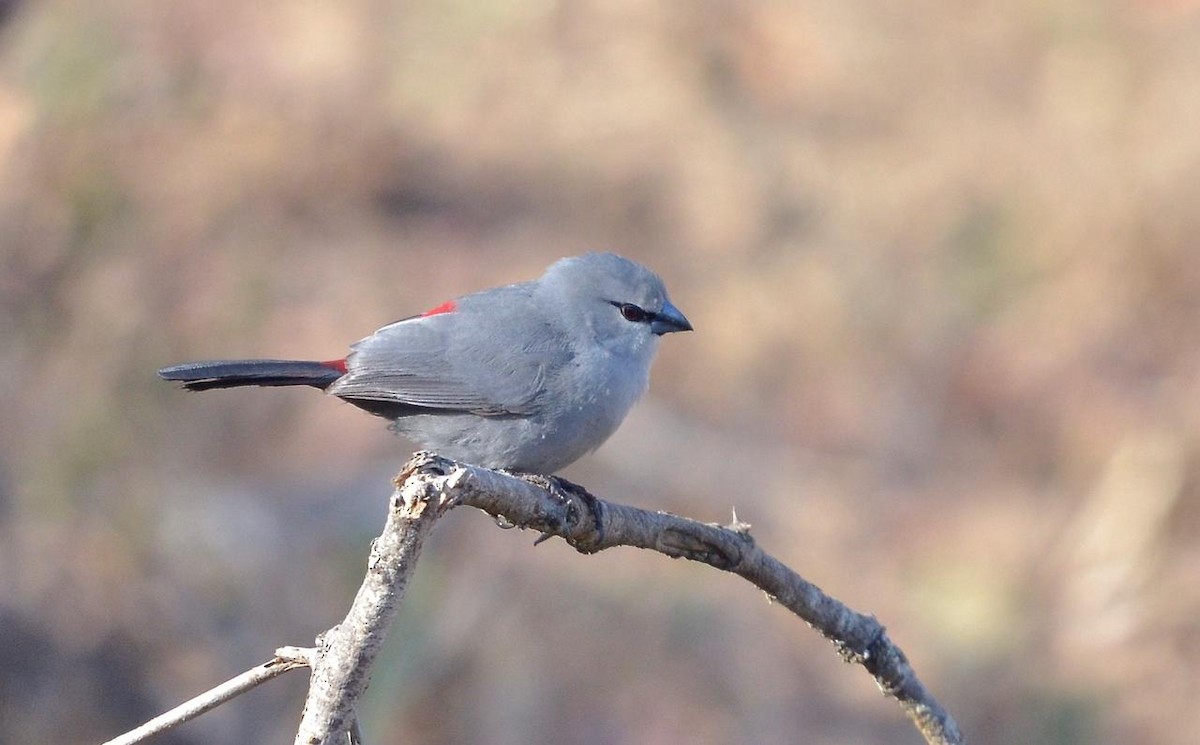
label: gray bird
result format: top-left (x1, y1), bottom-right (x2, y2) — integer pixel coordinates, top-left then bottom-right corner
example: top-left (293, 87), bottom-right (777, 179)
top-left (159, 253), bottom-right (692, 473)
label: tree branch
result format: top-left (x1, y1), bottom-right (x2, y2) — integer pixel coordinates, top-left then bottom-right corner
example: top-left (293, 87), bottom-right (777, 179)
top-left (106, 451), bottom-right (962, 745)
top-left (293, 456), bottom-right (456, 745)
top-left (296, 452), bottom-right (963, 745)
top-left (101, 648), bottom-right (311, 745)
top-left (445, 458), bottom-right (962, 745)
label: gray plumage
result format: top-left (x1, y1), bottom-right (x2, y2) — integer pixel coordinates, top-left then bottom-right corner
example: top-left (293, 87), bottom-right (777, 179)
top-left (159, 253), bottom-right (692, 473)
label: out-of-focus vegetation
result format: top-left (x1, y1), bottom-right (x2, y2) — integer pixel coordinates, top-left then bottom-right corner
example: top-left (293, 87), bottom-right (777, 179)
top-left (2, 1), bottom-right (1198, 743)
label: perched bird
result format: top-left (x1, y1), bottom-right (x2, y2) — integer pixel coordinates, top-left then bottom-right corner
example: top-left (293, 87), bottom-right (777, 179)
top-left (159, 253), bottom-right (692, 473)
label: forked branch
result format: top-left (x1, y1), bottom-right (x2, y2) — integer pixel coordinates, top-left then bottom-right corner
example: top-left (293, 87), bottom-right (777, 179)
top-left (108, 452), bottom-right (963, 745)
top-left (296, 453), bottom-right (962, 745)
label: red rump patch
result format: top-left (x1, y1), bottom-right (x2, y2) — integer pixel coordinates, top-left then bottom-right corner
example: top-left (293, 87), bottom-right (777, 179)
top-left (321, 359), bottom-right (348, 375)
top-left (422, 299), bottom-right (457, 317)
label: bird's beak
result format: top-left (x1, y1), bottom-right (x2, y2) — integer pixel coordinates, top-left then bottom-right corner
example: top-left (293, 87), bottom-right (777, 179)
top-left (651, 301), bottom-right (693, 335)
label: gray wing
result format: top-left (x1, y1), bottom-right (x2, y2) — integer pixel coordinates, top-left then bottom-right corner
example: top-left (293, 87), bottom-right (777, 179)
top-left (328, 294), bottom-right (567, 417)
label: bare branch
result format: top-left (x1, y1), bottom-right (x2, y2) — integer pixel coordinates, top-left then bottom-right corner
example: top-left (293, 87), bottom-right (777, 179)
top-left (110, 451), bottom-right (962, 745)
top-left (293, 456), bottom-right (455, 745)
top-left (464, 467), bottom-right (959, 743)
top-left (433, 454), bottom-right (961, 745)
top-left (102, 649), bottom-right (311, 745)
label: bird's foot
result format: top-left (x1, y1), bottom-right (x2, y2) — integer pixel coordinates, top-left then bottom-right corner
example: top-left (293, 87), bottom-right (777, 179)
top-left (518, 473), bottom-right (605, 548)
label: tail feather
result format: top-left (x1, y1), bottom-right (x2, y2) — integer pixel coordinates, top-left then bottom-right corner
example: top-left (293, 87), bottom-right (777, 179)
top-left (158, 359), bottom-right (344, 391)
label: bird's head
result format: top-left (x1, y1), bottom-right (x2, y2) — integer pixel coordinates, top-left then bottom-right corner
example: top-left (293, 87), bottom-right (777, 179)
top-left (537, 253), bottom-right (692, 358)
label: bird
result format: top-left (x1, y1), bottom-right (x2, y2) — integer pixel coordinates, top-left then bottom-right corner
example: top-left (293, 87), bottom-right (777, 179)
top-left (159, 253), bottom-right (692, 474)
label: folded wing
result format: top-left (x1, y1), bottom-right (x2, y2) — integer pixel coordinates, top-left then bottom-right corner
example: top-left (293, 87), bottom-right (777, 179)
top-left (328, 293), bottom-right (565, 418)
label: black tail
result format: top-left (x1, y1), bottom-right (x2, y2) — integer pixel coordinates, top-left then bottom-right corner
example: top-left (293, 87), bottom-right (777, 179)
top-left (158, 359), bottom-right (344, 392)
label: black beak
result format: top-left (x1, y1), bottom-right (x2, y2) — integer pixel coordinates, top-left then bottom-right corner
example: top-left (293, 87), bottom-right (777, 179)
top-left (650, 301), bottom-right (693, 335)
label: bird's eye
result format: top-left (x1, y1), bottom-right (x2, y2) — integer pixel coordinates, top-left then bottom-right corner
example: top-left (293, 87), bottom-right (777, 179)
top-left (618, 303), bottom-right (649, 323)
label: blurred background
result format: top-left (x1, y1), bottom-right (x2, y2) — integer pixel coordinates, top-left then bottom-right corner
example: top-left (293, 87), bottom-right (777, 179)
top-left (1, 0), bottom-right (1198, 743)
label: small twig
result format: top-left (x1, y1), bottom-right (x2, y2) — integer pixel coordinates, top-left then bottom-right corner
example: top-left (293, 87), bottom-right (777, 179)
top-left (101, 648), bottom-right (313, 745)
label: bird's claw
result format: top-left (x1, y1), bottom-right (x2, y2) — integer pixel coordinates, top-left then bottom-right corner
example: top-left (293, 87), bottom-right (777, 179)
top-left (547, 475), bottom-right (606, 546)
top-left (517, 473), bottom-right (606, 547)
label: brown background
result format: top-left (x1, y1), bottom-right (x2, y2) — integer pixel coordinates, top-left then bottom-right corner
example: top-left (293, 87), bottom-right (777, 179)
top-left (2, 1), bottom-right (1199, 743)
